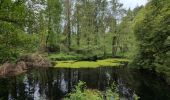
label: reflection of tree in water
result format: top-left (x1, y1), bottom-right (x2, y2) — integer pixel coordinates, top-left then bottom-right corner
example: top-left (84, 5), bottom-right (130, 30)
top-left (1, 67), bottom-right (170, 100)
top-left (0, 68), bottom-right (132, 100)
top-left (60, 72), bottom-right (67, 93)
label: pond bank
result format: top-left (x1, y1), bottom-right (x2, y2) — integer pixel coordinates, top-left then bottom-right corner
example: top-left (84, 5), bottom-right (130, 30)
top-left (0, 54), bottom-right (51, 77)
top-left (0, 54), bottom-right (128, 77)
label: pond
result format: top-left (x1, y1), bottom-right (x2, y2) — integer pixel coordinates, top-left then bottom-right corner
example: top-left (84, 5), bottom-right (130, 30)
top-left (0, 67), bottom-right (170, 100)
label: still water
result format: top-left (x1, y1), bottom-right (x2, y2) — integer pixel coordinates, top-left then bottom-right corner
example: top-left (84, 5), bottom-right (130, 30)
top-left (0, 67), bottom-right (170, 100)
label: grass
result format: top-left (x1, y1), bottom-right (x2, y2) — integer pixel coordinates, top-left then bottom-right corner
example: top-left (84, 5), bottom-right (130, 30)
top-left (48, 53), bottom-right (118, 61)
top-left (53, 58), bottom-right (129, 68)
top-left (48, 53), bottom-right (84, 61)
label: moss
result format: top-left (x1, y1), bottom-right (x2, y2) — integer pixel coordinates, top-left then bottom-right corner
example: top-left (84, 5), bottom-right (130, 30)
top-left (54, 58), bottom-right (129, 68)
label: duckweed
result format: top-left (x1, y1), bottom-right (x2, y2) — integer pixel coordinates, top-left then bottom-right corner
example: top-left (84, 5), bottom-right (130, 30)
top-left (53, 58), bottom-right (129, 68)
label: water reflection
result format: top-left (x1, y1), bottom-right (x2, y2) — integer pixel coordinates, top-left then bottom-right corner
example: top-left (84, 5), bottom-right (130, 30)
top-left (0, 67), bottom-right (170, 100)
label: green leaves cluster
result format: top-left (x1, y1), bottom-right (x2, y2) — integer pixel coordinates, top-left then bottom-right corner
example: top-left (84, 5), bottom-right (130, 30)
top-left (64, 81), bottom-right (120, 100)
top-left (0, 0), bottom-right (39, 63)
top-left (133, 0), bottom-right (170, 74)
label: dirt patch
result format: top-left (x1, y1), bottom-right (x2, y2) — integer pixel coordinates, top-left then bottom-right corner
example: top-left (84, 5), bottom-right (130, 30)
top-left (20, 54), bottom-right (51, 68)
top-left (0, 54), bottom-right (51, 77)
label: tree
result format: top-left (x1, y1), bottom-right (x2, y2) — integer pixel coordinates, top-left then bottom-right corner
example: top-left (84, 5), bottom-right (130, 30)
top-left (46, 0), bottom-right (62, 52)
top-left (0, 0), bottom-right (38, 63)
top-left (133, 0), bottom-right (170, 74)
top-left (110, 0), bottom-right (124, 57)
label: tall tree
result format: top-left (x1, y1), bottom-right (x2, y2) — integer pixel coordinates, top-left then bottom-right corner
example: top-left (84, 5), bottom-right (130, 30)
top-left (46, 0), bottom-right (62, 52)
top-left (133, 0), bottom-right (170, 73)
top-left (0, 0), bottom-right (38, 62)
top-left (64, 0), bottom-right (71, 50)
top-left (110, 0), bottom-right (124, 56)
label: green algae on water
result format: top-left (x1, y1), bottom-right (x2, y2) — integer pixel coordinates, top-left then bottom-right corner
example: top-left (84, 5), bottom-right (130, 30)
top-left (53, 58), bottom-right (129, 68)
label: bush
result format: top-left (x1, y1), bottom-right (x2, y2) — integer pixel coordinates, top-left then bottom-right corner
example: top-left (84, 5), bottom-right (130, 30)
top-left (0, 21), bottom-right (39, 64)
top-left (64, 81), bottom-right (120, 100)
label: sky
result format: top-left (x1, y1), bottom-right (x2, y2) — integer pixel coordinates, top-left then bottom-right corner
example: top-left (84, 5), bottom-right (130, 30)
top-left (119, 0), bottom-right (148, 9)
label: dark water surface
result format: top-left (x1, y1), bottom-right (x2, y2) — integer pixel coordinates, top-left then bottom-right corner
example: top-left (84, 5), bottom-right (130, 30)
top-left (0, 67), bottom-right (170, 100)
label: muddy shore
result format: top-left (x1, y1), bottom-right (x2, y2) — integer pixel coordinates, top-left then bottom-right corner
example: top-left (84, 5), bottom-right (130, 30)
top-left (0, 54), bottom-right (51, 77)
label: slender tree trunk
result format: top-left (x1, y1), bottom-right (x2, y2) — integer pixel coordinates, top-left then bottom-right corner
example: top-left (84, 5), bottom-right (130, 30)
top-left (77, 22), bottom-right (80, 47)
top-left (94, 7), bottom-right (98, 45)
top-left (66, 0), bottom-right (71, 50)
top-left (76, 6), bottom-right (80, 47)
top-left (112, 19), bottom-right (117, 57)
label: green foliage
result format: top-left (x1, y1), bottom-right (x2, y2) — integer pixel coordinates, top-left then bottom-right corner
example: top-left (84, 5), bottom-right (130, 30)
top-left (0, 32), bottom-right (38, 63)
top-left (0, 20), bottom-right (38, 63)
top-left (64, 81), bottom-right (102, 100)
top-left (105, 83), bottom-right (119, 100)
top-left (116, 7), bottom-right (146, 59)
top-left (0, 46), bottom-right (19, 63)
top-left (64, 81), bottom-right (120, 100)
top-left (133, 93), bottom-right (140, 100)
top-left (46, 0), bottom-right (62, 51)
top-left (133, 0), bottom-right (170, 75)
top-left (0, 0), bottom-right (128, 64)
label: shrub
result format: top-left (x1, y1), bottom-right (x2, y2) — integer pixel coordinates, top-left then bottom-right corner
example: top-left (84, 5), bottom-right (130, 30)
top-left (64, 81), bottom-right (120, 100)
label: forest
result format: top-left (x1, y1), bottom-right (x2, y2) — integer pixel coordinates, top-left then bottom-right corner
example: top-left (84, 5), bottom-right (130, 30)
top-left (0, 0), bottom-right (170, 100)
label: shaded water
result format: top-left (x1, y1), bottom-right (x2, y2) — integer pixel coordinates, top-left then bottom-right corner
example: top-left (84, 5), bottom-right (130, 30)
top-left (0, 67), bottom-right (170, 100)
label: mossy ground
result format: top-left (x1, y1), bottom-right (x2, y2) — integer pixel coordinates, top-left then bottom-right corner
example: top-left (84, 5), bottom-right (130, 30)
top-left (53, 58), bottom-right (129, 68)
